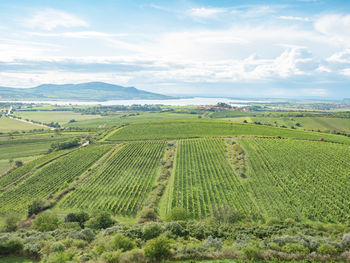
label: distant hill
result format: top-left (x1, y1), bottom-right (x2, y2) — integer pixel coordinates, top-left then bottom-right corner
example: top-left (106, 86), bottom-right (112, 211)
top-left (0, 82), bottom-right (172, 101)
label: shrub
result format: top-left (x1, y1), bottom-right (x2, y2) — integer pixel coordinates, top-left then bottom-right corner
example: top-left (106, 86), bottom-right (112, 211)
top-left (4, 213), bottom-right (21, 232)
top-left (341, 233), bottom-right (350, 250)
top-left (211, 206), bottom-right (243, 224)
top-left (81, 228), bottom-right (95, 242)
top-left (282, 243), bottom-right (309, 255)
top-left (28, 199), bottom-right (45, 216)
top-left (86, 211), bottom-right (115, 230)
top-left (64, 211), bottom-right (89, 228)
top-left (242, 244), bottom-right (262, 259)
top-left (139, 207), bottom-right (158, 222)
top-left (120, 248), bottom-right (146, 263)
top-left (317, 243), bottom-right (338, 255)
top-left (203, 235), bottom-right (222, 251)
top-left (113, 233), bottom-right (135, 252)
top-left (33, 213), bottom-right (59, 232)
top-left (101, 251), bottom-right (121, 263)
top-left (46, 250), bottom-right (78, 263)
top-left (142, 222), bottom-right (163, 240)
top-left (144, 236), bottom-right (172, 262)
top-left (0, 237), bottom-right (24, 255)
top-left (166, 207), bottom-right (189, 221)
top-left (51, 241), bottom-right (65, 253)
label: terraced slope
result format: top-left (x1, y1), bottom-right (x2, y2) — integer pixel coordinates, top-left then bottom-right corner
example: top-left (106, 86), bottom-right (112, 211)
top-left (58, 141), bottom-right (166, 216)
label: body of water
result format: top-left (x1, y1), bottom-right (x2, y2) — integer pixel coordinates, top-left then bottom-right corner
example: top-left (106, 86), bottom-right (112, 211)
top-left (0, 97), bottom-right (267, 106)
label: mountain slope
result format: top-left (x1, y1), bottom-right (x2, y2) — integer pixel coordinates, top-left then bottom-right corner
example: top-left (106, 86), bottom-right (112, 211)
top-left (0, 82), bottom-right (171, 101)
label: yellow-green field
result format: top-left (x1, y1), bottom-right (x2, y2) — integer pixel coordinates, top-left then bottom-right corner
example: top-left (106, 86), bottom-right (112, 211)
top-left (0, 117), bottom-right (44, 133)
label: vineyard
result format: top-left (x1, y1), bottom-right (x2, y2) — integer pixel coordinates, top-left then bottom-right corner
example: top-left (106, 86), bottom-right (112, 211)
top-left (0, 145), bottom-right (112, 214)
top-left (58, 141), bottom-right (166, 216)
top-left (106, 120), bottom-right (350, 144)
top-left (161, 138), bottom-right (259, 219)
top-left (238, 138), bottom-right (350, 222)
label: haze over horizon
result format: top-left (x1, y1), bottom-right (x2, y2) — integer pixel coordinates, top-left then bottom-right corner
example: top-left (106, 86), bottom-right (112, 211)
top-left (1, 0), bottom-right (350, 99)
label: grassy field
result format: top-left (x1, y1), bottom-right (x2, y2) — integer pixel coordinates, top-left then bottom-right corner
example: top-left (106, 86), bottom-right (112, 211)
top-left (0, 257), bottom-right (38, 263)
top-left (106, 120), bottom-right (350, 144)
top-left (64, 112), bottom-right (200, 129)
top-left (238, 138), bottom-right (350, 222)
top-left (14, 110), bottom-right (101, 125)
top-left (58, 141), bottom-right (166, 216)
top-left (0, 117), bottom-right (44, 132)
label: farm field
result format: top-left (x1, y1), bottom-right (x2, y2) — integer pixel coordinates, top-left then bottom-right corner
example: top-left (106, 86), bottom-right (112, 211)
top-left (0, 145), bottom-right (112, 214)
top-left (64, 112), bottom-right (200, 129)
top-left (14, 110), bottom-right (101, 125)
top-left (0, 116), bottom-right (44, 132)
top-left (238, 138), bottom-right (350, 222)
top-left (58, 141), bottom-right (166, 216)
top-left (106, 120), bottom-right (350, 144)
top-left (160, 138), bottom-right (258, 219)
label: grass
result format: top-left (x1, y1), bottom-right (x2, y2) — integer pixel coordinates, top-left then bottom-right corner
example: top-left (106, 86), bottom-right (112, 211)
top-left (64, 112), bottom-right (200, 129)
top-left (106, 119), bottom-right (350, 144)
top-left (0, 257), bottom-right (38, 263)
top-left (0, 117), bottom-right (43, 132)
top-left (14, 110), bottom-right (101, 125)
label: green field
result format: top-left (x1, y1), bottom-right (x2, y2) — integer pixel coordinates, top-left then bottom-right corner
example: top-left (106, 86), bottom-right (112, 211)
top-left (58, 141), bottom-right (166, 216)
top-left (0, 257), bottom-right (38, 263)
top-left (0, 117), bottom-right (44, 132)
top-left (14, 110), bottom-right (101, 125)
top-left (238, 138), bottom-right (350, 222)
top-left (0, 145), bottom-right (112, 214)
top-left (106, 120), bottom-right (350, 144)
top-left (161, 138), bottom-right (258, 219)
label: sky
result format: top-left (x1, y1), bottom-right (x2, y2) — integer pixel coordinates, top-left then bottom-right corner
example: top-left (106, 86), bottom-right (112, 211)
top-left (1, 0), bottom-right (350, 98)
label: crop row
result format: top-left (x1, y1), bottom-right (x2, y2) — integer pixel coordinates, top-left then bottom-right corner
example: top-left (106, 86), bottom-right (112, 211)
top-left (165, 138), bottom-right (259, 219)
top-left (0, 145), bottom-right (112, 214)
top-left (58, 141), bottom-right (166, 216)
top-left (238, 138), bottom-right (350, 222)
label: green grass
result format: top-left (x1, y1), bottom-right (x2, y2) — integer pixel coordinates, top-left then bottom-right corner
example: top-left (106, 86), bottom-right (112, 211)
top-left (238, 138), bottom-right (350, 222)
top-left (0, 145), bottom-right (112, 214)
top-left (106, 119), bottom-right (350, 144)
top-left (161, 138), bottom-right (257, 219)
top-left (0, 117), bottom-right (44, 132)
top-left (14, 110), bottom-right (101, 125)
top-left (65, 112), bottom-right (199, 129)
top-left (0, 257), bottom-right (38, 263)
top-left (58, 141), bottom-right (166, 216)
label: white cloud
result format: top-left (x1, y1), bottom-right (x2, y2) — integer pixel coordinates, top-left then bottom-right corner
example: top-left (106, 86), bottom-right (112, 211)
top-left (188, 7), bottom-right (226, 18)
top-left (26, 9), bottom-right (88, 30)
top-left (27, 31), bottom-right (127, 39)
top-left (314, 14), bottom-right (350, 47)
top-left (278, 16), bottom-right (310, 22)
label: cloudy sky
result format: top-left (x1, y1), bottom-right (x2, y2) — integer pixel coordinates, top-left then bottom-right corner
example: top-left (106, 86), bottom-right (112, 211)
top-left (1, 0), bottom-right (350, 98)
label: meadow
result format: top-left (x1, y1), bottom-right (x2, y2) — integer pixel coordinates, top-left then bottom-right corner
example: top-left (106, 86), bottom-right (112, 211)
top-left (0, 116), bottom-right (44, 132)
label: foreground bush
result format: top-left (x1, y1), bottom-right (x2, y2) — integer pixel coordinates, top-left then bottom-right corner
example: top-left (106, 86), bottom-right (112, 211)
top-left (144, 236), bottom-right (172, 262)
top-left (33, 213), bottom-right (59, 232)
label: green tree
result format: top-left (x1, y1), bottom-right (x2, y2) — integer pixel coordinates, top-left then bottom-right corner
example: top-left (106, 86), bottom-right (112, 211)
top-left (144, 236), bottom-right (172, 262)
top-left (33, 213), bottom-right (59, 232)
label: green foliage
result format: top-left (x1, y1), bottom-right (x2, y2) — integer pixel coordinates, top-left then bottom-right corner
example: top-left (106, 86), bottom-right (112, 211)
top-left (28, 199), bottom-right (46, 216)
top-left (112, 233), bottom-right (135, 252)
top-left (142, 222), bottom-right (163, 240)
top-left (4, 213), bottom-right (21, 232)
top-left (101, 251), bottom-right (121, 263)
top-left (64, 211), bottom-right (89, 228)
top-left (50, 137), bottom-right (80, 151)
top-left (119, 248), bottom-right (146, 263)
top-left (85, 211), bottom-right (115, 230)
top-left (58, 142), bottom-right (166, 216)
top-left (242, 244), bottom-right (262, 259)
top-left (317, 243), bottom-right (338, 255)
top-left (166, 208), bottom-right (190, 221)
top-left (33, 213), bottom-right (59, 232)
top-left (144, 236), bottom-right (172, 262)
top-left (0, 237), bottom-right (24, 255)
top-left (282, 243), bottom-right (309, 255)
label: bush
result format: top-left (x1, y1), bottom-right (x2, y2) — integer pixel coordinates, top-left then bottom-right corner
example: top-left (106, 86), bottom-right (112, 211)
top-left (211, 206), bottom-right (243, 224)
top-left (142, 222), bottom-right (163, 240)
top-left (203, 235), bottom-right (222, 251)
top-left (51, 241), bottom-right (65, 253)
top-left (242, 244), bottom-right (262, 259)
top-left (4, 213), bottom-right (21, 232)
top-left (0, 237), bottom-right (24, 255)
top-left (342, 233), bottom-right (350, 250)
top-left (282, 243), bottom-right (309, 255)
top-left (144, 236), bottom-right (172, 262)
top-left (101, 251), bottom-right (121, 263)
top-left (120, 248), bottom-right (146, 263)
top-left (86, 211), bottom-right (115, 230)
top-left (166, 207), bottom-right (189, 221)
top-left (28, 199), bottom-right (45, 216)
top-left (113, 233), bottom-right (135, 252)
top-left (81, 228), bottom-right (95, 242)
top-left (46, 250), bottom-right (78, 263)
top-left (317, 243), bottom-right (338, 255)
top-left (139, 207), bottom-right (158, 222)
top-left (33, 213), bottom-right (59, 232)
top-left (64, 211), bottom-right (89, 228)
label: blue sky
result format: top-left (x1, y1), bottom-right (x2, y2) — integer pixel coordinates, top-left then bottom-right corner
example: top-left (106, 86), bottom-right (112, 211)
top-left (1, 0), bottom-right (350, 98)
